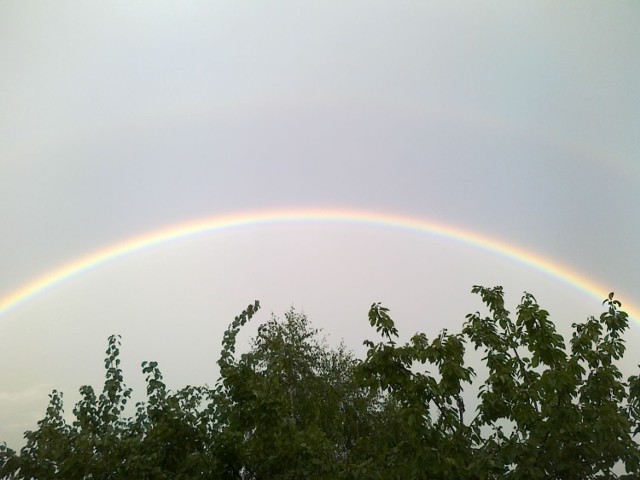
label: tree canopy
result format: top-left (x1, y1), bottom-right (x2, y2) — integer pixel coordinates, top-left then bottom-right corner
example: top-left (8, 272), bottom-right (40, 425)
top-left (2, 286), bottom-right (640, 479)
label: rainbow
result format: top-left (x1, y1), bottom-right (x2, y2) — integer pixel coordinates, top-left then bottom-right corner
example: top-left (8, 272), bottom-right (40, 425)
top-left (0, 208), bottom-right (637, 322)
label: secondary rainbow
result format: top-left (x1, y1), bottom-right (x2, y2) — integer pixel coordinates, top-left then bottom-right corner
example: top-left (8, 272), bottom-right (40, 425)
top-left (0, 208), bottom-right (636, 321)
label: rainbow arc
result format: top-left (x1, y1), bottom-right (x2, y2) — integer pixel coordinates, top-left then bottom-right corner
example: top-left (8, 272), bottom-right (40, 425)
top-left (0, 208), bottom-right (636, 322)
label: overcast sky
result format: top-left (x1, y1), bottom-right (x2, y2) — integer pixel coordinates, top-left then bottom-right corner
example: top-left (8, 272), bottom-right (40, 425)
top-left (1, 2), bottom-right (639, 449)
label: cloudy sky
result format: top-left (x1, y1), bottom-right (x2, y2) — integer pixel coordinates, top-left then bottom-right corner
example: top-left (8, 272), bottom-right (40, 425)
top-left (1, 2), bottom-right (639, 448)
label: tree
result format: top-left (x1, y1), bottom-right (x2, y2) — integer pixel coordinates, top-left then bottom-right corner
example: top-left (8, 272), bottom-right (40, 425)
top-left (357, 287), bottom-right (640, 479)
top-left (212, 305), bottom-right (391, 479)
top-left (2, 287), bottom-right (639, 479)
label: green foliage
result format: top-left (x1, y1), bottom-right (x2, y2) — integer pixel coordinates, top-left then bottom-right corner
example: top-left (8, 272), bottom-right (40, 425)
top-left (2, 288), bottom-right (640, 479)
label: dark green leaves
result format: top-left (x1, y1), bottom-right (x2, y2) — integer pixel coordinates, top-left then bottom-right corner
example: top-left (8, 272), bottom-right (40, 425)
top-left (2, 290), bottom-right (639, 479)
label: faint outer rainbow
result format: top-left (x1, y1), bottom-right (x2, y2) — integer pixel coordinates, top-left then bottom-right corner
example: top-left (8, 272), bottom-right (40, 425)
top-left (0, 208), bottom-right (636, 321)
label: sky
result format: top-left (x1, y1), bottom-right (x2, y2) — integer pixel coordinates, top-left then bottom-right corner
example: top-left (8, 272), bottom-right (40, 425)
top-left (1, 2), bottom-right (639, 449)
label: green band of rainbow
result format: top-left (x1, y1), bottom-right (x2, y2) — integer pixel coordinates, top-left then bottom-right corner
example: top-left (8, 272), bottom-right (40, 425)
top-left (0, 208), bottom-right (636, 322)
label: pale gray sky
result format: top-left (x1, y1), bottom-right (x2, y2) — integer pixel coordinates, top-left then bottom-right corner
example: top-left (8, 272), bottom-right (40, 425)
top-left (1, 2), bottom-right (639, 449)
